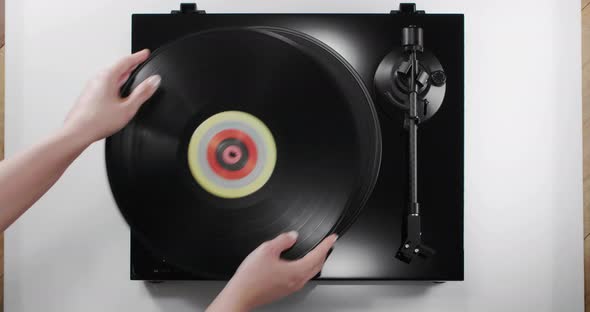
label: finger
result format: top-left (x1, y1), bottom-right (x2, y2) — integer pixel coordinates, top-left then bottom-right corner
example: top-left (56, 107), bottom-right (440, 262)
top-left (109, 49), bottom-right (150, 79)
top-left (304, 260), bottom-right (325, 281)
top-left (292, 234), bottom-right (338, 273)
top-left (306, 245), bottom-right (335, 279)
top-left (117, 64), bottom-right (139, 88)
top-left (123, 74), bottom-right (161, 113)
top-left (266, 231), bottom-right (299, 256)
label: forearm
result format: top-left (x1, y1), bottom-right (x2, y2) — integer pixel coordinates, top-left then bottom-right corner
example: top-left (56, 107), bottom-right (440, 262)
top-left (0, 126), bottom-right (90, 231)
top-left (0, 50), bottom-right (159, 233)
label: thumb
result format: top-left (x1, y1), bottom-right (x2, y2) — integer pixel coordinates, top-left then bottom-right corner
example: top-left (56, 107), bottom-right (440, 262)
top-left (266, 231), bottom-right (299, 256)
top-left (124, 74), bottom-right (161, 113)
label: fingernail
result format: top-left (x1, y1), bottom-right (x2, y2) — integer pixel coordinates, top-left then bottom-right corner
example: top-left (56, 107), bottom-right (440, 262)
top-left (332, 234), bottom-right (339, 243)
top-left (287, 231), bottom-right (299, 241)
top-left (147, 75), bottom-right (161, 88)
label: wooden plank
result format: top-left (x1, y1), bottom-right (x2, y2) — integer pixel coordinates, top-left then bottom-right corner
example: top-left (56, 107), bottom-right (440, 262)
top-left (0, 45), bottom-right (4, 312)
top-left (0, 48), bottom-right (3, 158)
top-left (0, 1), bottom-right (4, 308)
top-left (0, 2), bottom-right (5, 308)
top-left (0, 45), bottom-right (5, 312)
top-left (0, 0), bottom-right (3, 47)
top-left (0, 2), bottom-right (4, 308)
top-left (0, 51), bottom-right (3, 152)
top-left (587, 237), bottom-right (590, 312)
top-left (584, 2), bottom-right (590, 241)
top-left (583, 3), bottom-right (590, 312)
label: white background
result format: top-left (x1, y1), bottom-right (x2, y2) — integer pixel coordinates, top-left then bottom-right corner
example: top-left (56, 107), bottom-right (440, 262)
top-left (4, 0), bottom-right (584, 311)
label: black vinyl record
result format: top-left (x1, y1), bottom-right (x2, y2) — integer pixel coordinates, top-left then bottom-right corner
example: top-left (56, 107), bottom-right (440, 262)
top-left (106, 27), bottom-right (381, 278)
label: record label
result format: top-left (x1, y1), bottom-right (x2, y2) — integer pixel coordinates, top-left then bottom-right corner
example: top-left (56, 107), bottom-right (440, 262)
top-left (187, 111), bottom-right (277, 198)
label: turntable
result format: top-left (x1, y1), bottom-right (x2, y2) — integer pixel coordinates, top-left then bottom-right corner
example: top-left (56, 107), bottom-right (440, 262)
top-left (105, 3), bottom-right (464, 281)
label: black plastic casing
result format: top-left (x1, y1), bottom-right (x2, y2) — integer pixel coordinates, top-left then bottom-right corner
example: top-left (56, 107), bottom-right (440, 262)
top-left (127, 10), bottom-right (464, 281)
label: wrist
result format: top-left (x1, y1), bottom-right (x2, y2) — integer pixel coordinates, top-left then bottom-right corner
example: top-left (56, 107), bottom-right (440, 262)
top-left (207, 283), bottom-right (253, 312)
top-left (56, 124), bottom-right (94, 152)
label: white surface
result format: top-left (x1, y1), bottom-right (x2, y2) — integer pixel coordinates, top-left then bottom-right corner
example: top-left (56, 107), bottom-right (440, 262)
top-left (4, 0), bottom-right (584, 311)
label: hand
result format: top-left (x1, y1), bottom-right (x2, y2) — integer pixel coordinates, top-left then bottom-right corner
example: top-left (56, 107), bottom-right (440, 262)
top-left (207, 232), bottom-right (338, 312)
top-left (63, 49), bottom-right (161, 145)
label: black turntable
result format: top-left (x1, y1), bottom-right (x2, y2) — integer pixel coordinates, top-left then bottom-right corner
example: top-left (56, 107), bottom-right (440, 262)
top-left (105, 3), bottom-right (464, 281)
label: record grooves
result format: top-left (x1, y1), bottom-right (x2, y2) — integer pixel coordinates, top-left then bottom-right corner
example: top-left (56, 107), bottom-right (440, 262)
top-left (106, 27), bottom-right (382, 277)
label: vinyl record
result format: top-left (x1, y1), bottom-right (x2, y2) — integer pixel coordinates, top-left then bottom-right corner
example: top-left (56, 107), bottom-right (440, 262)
top-left (106, 27), bottom-right (381, 277)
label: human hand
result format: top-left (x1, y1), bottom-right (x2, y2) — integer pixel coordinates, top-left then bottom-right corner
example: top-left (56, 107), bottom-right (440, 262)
top-left (207, 232), bottom-right (338, 312)
top-left (63, 49), bottom-right (161, 145)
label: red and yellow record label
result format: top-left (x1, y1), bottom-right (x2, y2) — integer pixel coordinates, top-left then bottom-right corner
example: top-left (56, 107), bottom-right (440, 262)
top-left (187, 111), bottom-right (277, 198)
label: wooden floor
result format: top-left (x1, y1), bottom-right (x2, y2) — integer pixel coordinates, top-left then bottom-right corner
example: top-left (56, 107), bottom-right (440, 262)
top-left (1, 0), bottom-right (6, 311)
top-left (1, 45), bottom-right (5, 312)
top-left (584, 0), bottom-right (590, 311)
